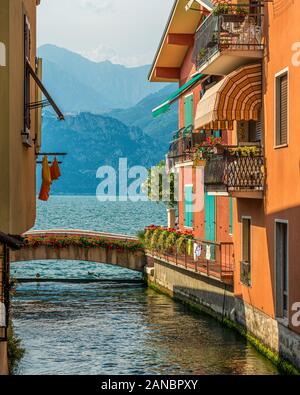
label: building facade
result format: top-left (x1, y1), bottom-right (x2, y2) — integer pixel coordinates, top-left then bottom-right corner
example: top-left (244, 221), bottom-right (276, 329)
top-left (148, 0), bottom-right (300, 369)
top-left (0, 0), bottom-right (63, 374)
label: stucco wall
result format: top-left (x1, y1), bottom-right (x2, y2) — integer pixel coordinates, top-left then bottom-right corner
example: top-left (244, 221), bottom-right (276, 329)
top-left (0, 0), bottom-right (37, 235)
top-left (233, 0), bottom-right (300, 335)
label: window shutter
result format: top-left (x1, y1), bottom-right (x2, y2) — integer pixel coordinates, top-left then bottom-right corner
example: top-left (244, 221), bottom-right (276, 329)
top-left (255, 117), bottom-right (262, 142)
top-left (184, 186), bottom-right (193, 228)
top-left (279, 74), bottom-right (288, 145)
top-left (184, 95), bottom-right (194, 128)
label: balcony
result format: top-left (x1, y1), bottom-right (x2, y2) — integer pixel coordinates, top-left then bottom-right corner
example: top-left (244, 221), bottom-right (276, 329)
top-left (204, 145), bottom-right (265, 199)
top-left (167, 127), bottom-right (206, 167)
top-left (147, 238), bottom-right (234, 285)
top-left (193, 6), bottom-right (263, 76)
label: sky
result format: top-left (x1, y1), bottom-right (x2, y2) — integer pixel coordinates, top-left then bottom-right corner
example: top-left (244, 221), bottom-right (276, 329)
top-left (38, 0), bottom-right (174, 67)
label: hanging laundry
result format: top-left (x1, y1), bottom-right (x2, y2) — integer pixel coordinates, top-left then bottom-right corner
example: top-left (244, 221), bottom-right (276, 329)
top-left (50, 157), bottom-right (61, 180)
top-left (38, 155), bottom-right (52, 201)
top-left (194, 243), bottom-right (202, 261)
top-left (206, 244), bottom-right (211, 261)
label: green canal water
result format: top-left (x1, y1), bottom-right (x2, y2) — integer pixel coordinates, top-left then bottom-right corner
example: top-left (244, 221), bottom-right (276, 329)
top-left (11, 197), bottom-right (279, 375)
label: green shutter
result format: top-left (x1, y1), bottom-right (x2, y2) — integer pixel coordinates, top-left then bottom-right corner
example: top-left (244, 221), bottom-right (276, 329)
top-left (205, 193), bottom-right (216, 241)
top-left (184, 185), bottom-right (193, 228)
top-left (184, 94), bottom-right (194, 128)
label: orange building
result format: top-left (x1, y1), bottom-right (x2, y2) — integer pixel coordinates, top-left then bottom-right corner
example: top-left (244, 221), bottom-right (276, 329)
top-left (149, 0), bottom-right (300, 369)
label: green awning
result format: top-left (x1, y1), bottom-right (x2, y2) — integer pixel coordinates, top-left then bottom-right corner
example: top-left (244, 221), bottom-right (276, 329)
top-left (152, 73), bottom-right (204, 118)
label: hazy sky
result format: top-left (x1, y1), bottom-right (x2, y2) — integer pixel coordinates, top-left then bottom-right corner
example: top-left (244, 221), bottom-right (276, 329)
top-left (38, 0), bottom-right (174, 67)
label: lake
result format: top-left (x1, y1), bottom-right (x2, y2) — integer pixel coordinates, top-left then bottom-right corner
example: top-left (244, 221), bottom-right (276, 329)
top-left (11, 196), bottom-right (279, 375)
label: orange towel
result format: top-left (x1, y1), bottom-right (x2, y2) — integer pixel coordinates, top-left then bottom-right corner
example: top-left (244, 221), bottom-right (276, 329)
top-left (39, 155), bottom-right (52, 201)
top-left (50, 158), bottom-right (61, 180)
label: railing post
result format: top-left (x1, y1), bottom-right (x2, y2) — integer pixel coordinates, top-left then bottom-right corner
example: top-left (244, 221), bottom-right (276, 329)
top-left (195, 242), bottom-right (198, 273)
top-left (185, 239), bottom-right (187, 269)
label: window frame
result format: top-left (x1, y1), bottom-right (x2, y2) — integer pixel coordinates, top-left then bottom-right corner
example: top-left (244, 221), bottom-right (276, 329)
top-left (274, 67), bottom-right (289, 149)
top-left (241, 216), bottom-right (252, 287)
top-left (274, 219), bottom-right (289, 323)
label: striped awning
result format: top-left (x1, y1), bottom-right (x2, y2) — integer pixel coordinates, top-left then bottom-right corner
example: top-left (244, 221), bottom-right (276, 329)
top-left (195, 64), bottom-right (262, 131)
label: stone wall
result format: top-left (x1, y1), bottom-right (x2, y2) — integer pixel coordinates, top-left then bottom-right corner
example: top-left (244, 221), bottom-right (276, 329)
top-left (147, 257), bottom-right (300, 371)
top-left (148, 257), bottom-right (235, 319)
top-left (235, 297), bottom-right (300, 370)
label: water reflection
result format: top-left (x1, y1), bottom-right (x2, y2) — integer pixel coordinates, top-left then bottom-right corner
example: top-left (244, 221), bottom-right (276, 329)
top-left (12, 263), bottom-right (278, 375)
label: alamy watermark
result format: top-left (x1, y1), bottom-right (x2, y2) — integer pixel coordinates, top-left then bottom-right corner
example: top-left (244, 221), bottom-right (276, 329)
top-left (291, 302), bottom-right (300, 327)
top-left (95, 158), bottom-right (205, 212)
top-left (291, 42), bottom-right (300, 67)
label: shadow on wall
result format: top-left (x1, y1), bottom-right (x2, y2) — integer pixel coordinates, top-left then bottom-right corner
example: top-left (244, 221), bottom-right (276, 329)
top-left (235, 202), bottom-right (300, 370)
top-left (266, 205), bottom-right (300, 369)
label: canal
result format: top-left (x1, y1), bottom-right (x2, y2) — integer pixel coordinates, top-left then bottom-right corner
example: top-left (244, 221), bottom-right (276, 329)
top-left (11, 197), bottom-right (279, 375)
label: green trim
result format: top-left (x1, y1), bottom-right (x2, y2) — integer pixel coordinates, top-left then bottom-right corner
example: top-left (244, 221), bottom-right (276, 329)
top-left (152, 74), bottom-right (203, 118)
top-left (146, 277), bottom-right (300, 375)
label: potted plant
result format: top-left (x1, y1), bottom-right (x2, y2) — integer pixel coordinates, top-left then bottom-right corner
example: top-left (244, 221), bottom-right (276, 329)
top-left (214, 3), bottom-right (247, 23)
top-left (193, 145), bottom-right (206, 167)
top-left (198, 47), bottom-right (207, 60)
top-left (212, 3), bottom-right (230, 16)
top-left (228, 146), bottom-right (260, 157)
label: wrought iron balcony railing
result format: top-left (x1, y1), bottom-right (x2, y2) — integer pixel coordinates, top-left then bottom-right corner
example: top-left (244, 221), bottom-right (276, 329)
top-left (168, 128), bottom-right (206, 167)
top-left (204, 146), bottom-right (265, 193)
top-left (193, 9), bottom-right (263, 71)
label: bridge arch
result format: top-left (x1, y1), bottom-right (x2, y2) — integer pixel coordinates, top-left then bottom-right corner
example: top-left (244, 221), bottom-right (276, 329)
top-left (11, 230), bottom-right (147, 273)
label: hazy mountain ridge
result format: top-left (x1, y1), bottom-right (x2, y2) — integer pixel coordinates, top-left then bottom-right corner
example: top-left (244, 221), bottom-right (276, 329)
top-left (38, 44), bottom-right (167, 113)
top-left (39, 45), bottom-right (178, 194)
top-left (40, 112), bottom-right (165, 195)
top-left (106, 84), bottom-right (178, 146)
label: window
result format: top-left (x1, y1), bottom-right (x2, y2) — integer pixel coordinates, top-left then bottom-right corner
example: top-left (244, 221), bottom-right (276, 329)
top-left (24, 16), bottom-right (31, 134)
top-left (275, 70), bottom-right (288, 146)
top-left (249, 118), bottom-right (262, 143)
top-left (184, 185), bottom-right (193, 228)
top-left (241, 217), bottom-right (251, 286)
top-left (275, 221), bottom-right (288, 319)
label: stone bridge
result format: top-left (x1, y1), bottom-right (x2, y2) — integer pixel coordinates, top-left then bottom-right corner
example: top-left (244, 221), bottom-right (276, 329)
top-left (11, 229), bottom-right (147, 272)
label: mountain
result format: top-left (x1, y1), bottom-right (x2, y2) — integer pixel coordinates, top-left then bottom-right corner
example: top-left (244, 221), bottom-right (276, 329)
top-left (39, 112), bottom-right (165, 195)
top-left (38, 44), bottom-right (167, 113)
top-left (106, 84), bottom-right (178, 146)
